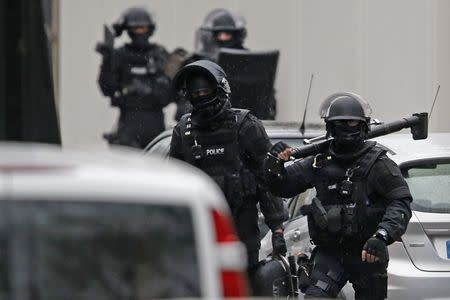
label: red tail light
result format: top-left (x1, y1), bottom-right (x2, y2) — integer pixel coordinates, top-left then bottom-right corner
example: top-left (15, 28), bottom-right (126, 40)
top-left (221, 270), bottom-right (249, 298)
top-left (211, 209), bottom-right (238, 243)
top-left (211, 209), bottom-right (248, 297)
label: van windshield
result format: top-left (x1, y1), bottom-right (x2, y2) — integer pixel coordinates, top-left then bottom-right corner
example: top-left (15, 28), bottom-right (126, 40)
top-left (0, 200), bottom-right (200, 300)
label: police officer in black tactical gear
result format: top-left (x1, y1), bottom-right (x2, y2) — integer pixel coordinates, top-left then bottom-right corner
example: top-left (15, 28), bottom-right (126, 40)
top-left (96, 7), bottom-right (171, 148)
top-left (168, 60), bottom-right (287, 293)
top-left (266, 92), bottom-right (412, 300)
top-left (172, 9), bottom-right (247, 121)
top-left (173, 9), bottom-right (277, 121)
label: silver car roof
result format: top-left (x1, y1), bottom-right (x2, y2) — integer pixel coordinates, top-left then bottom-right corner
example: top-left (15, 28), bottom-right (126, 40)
top-left (374, 132), bottom-right (450, 164)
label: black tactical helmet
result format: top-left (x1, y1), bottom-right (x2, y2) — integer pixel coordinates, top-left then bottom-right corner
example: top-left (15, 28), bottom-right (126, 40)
top-left (196, 8), bottom-right (247, 53)
top-left (174, 60), bottom-right (231, 99)
top-left (113, 7), bottom-right (156, 37)
top-left (201, 8), bottom-right (246, 34)
top-left (320, 92), bottom-right (372, 126)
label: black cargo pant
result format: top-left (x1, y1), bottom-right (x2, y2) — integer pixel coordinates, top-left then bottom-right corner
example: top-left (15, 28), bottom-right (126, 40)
top-left (232, 201), bottom-right (261, 294)
top-left (303, 246), bottom-right (388, 299)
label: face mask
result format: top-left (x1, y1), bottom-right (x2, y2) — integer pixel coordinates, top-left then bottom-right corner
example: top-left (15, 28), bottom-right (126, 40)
top-left (186, 76), bottom-right (217, 107)
top-left (330, 123), bottom-right (364, 152)
top-left (214, 31), bottom-right (240, 48)
top-left (190, 96), bottom-right (231, 127)
top-left (128, 31), bottom-right (151, 48)
top-left (216, 38), bottom-right (238, 48)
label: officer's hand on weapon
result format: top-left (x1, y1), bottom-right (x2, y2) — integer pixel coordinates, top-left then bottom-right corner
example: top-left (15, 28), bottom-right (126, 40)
top-left (95, 42), bottom-right (111, 57)
top-left (362, 230), bottom-right (389, 263)
top-left (265, 142), bottom-right (293, 178)
top-left (271, 228), bottom-right (287, 257)
top-left (270, 141), bottom-right (293, 161)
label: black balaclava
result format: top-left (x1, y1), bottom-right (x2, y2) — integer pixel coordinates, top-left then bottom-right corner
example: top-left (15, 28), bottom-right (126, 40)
top-left (213, 30), bottom-right (241, 49)
top-left (328, 121), bottom-right (366, 154)
top-left (186, 72), bottom-right (230, 127)
top-left (127, 29), bottom-right (151, 49)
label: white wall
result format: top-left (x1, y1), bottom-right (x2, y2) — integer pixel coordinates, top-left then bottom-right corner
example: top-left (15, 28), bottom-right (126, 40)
top-left (59, 0), bottom-right (450, 147)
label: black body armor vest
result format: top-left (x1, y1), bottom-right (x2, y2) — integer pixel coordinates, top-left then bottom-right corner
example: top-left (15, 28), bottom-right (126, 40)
top-left (179, 109), bottom-right (256, 213)
top-left (308, 143), bottom-right (387, 248)
top-left (113, 45), bottom-right (169, 110)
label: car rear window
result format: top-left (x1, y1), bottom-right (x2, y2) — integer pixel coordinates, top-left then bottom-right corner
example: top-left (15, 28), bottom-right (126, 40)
top-left (403, 161), bottom-right (450, 214)
top-left (0, 201), bottom-right (200, 300)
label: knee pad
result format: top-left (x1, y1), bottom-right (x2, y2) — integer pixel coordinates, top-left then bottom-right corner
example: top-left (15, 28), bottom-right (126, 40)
top-left (307, 251), bottom-right (348, 297)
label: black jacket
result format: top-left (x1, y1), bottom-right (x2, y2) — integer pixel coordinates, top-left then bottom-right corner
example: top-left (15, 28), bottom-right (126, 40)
top-left (170, 110), bottom-right (287, 250)
top-left (98, 43), bottom-right (171, 111)
top-left (267, 142), bottom-right (412, 244)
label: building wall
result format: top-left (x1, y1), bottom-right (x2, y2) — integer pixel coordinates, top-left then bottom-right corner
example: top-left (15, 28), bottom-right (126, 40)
top-left (59, 0), bottom-right (450, 147)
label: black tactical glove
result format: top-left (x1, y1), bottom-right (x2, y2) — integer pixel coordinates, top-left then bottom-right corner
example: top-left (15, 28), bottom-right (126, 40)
top-left (95, 42), bottom-right (112, 57)
top-left (271, 231), bottom-right (287, 257)
top-left (269, 141), bottom-right (291, 156)
top-left (362, 236), bottom-right (389, 263)
top-left (300, 197), bottom-right (328, 229)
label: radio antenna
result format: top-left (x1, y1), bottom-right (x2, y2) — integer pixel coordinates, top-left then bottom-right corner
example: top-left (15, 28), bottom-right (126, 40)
top-left (300, 74), bottom-right (314, 135)
top-left (428, 84), bottom-right (440, 120)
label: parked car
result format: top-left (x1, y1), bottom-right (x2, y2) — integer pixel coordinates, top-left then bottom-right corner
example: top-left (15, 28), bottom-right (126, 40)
top-left (0, 142), bottom-right (248, 299)
top-left (260, 133), bottom-right (450, 300)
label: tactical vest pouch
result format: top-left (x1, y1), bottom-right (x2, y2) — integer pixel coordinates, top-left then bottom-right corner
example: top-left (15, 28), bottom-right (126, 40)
top-left (342, 205), bottom-right (358, 236)
top-left (307, 216), bottom-right (340, 247)
top-left (225, 173), bottom-right (244, 213)
top-left (326, 206), bottom-right (343, 234)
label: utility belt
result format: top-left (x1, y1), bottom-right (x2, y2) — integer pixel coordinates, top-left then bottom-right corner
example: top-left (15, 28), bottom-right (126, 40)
top-left (308, 201), bottom-right (385, 246)
top-left (324, 204), bottom-right (358, 237)
top-left (211, 168), bottom-right (257, 214)
top-left (306, 200), bottom-right (361, 246)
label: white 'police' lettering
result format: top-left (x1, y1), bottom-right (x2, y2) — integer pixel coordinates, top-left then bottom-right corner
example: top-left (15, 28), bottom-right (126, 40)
top-left (206, 148), bottom-right (225, 156)
top-left (130, 67), bottom-right (148, 75)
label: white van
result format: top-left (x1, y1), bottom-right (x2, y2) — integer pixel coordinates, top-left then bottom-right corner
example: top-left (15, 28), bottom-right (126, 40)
top-left (0, 143), bottom-right (248, 299)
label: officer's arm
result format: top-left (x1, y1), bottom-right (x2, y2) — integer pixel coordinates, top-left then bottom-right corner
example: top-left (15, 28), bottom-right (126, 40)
top-left (371, 157), bottom-right (413, 243)
top-left (98, 49), bottom-right (121, 97)
top-left (267, 158), bottom-right (314, 198)
top-left (239, 116), bottom-right (288, 231)
top-left (259, 189), bottom-right (288, 231)
top-left (239, 115), bottom-right (313, 198)
top-left (168, 124), bottom-right (184, 160)
top-left (238, 115), bottom-right (272, 181)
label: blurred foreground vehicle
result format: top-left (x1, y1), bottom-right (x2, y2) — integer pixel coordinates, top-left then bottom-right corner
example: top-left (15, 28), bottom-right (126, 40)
top-left (260, 133), bottom-right (450, 300)
top-left (0, 143), bottom-right (248, 299)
